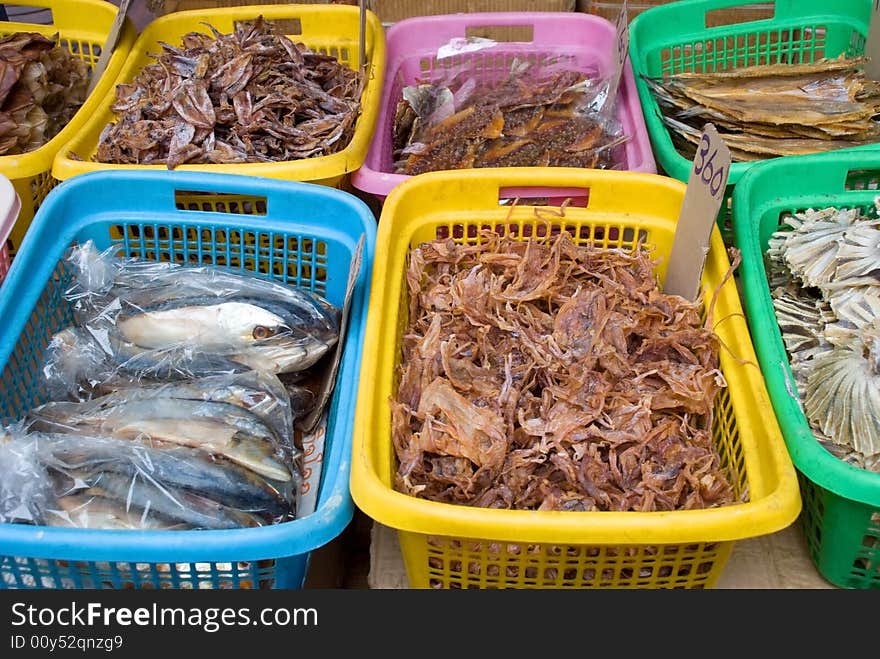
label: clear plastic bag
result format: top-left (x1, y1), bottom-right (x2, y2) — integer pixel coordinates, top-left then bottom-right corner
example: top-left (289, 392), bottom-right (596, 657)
top-left (59, 241), bottom-right (341, 381)
top-left (391, 33), bottom-right (630, 175)
top-left (0, 424), bottom-right (52, 525)
top-left (27, 378), bottom-right (302, 486)
top-left (33, 432), bottom-right (297, 530)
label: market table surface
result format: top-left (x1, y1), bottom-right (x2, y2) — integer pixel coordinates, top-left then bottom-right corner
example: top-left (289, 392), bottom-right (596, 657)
top-left (362, 518), bottom-right (835, 589)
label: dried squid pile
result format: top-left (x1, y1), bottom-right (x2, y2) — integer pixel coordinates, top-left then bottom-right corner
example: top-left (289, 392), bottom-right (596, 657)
top-left (767, 202), bottom-right (880, 472)
top-left (392, 230), bottom-right (735, 512)
top-left (95, 17), bottom-right (363, 168)
top-left (0, 32), bottom-right (90, 156)
top-left (645, 56), bottom-right (880, 162)
top-left (392, 67), bottom-right (628, 175)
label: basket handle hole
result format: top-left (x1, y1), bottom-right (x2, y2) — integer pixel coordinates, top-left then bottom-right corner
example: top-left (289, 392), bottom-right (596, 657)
top-left (272, 18), bottom-right (303, 36)
top-left (705, 3), bottom-right (775, 29)
top-left (465, 25), bottom-right (533, 43)
top-left (845, 169), bottom-right (880, 191)
top-left (1, 4), bottom-right (53, 25)
top-left (174, 190), bottom-right (268, 215)
top-left (499, 186), bottom-right (590, 209)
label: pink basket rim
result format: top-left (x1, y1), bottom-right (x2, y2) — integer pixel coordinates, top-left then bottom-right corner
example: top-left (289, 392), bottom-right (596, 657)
top-left (351, 10), bottom-right (657, 199)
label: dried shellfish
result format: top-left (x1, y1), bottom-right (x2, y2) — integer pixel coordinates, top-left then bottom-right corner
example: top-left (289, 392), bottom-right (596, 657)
top-left (0, 32), bottom-right (90, 156)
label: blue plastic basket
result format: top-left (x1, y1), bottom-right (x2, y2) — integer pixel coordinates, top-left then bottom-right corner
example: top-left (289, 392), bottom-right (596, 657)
top-left (0, 170), bottom-right (376, 589)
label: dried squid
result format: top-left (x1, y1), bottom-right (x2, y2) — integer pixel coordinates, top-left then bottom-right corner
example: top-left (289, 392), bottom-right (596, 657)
top-left (94, 17), bottom-right (363, 168)
top-left (0, 32), bottom-right (90, 156)
top-left (391, 228), bottom-right (735, 512)
top-left (767, 201), bottom-right (880, 471)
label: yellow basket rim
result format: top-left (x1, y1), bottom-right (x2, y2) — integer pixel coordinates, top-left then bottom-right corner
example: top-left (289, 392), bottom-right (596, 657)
top-left (51, 4), bottom-right (386, 183)
top-left (351, 167), bottom-right (802, 546)
top-left (0, 0), bottom-right (137, 179)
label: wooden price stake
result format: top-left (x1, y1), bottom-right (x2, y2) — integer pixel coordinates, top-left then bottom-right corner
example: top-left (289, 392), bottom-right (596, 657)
top-left (865, 0), bottom-right (880, 81)
top-left (86, 0), bottom-right (133, 96)
top-left (663, 123), bottom-right (731, 302)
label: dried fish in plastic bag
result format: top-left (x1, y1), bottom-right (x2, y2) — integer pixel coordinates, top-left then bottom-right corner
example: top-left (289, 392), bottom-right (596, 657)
top-left (51, 241), bottom-right (340, 382)
top-left (392, 43), bottom-right (629, 175)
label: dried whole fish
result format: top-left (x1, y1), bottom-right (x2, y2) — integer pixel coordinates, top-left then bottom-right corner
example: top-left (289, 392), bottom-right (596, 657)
top-left (53, 241), bottom-right (341, 383)
top-left (28, 394), bottom-right (295, 483)
top-left (767, 200), bottom-right (880, 471)
top-left (393, 65), bottom-right (628, 175)
top-left (391, 229), bottom-right (734, 512)
top-left (0, 32), bottom-right (90, 156)
top-left (36, 433), bottom-right (292, 518)
top-left (94, 17), bottom-right (363, 168)
top-left (646, 56), bottom-right (880, 162)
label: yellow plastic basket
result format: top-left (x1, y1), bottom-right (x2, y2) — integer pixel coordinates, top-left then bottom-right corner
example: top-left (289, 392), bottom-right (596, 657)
top-left (51, 4), bottom-right (386, 189)
top-left (0, 0), bottom-right (136, 255)
top-left (351, 167), bottom-right (802, 589)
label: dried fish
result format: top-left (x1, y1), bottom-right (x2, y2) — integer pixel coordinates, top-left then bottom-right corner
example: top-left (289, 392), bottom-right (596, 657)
top-left (392, 65), bottom-right (628, 175)
top-left (95, 17), bottom-right (363, 168)
top-left (646, 56), bottom-right (880, 162)
top-left (392, 228), bottom-right (735, 512)
top-left (768, 200), bottom-right (880, 471)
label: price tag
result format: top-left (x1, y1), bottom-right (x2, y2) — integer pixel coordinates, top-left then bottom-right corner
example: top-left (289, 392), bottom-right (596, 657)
top-left (865, 0), bottom-right (880, 81)
top-left (663, 123), bottom-right (731, 301)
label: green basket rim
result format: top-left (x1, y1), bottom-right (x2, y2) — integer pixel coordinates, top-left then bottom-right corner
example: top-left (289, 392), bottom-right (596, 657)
top-left (629, 0), bottom-right (870, 185)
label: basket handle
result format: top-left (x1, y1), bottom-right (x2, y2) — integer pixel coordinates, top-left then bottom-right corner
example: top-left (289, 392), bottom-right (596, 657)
top-left (499, 186), bottom-right (591, 208)
top-left (0, 0), bottom-right (55, 25)
top-left (842, 167), bottom-right (880, 192)
top-left (703, 2), bottom-right (775, 28)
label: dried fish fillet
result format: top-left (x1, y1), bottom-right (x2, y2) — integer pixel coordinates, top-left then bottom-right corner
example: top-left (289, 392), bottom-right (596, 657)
top-left (392, 228), bottom-right (735, 512)
top-left (647, 56), bottom-right (880, 162)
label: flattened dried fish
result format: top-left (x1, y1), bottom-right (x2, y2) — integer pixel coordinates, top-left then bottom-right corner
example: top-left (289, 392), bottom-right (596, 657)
top-left (768, 200), bottom-right (880, 471)
top-left (647, 56), bottom-right (880, 162)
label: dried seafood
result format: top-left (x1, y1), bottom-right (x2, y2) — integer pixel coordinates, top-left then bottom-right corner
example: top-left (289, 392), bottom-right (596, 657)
top-left (391, 228), bottom-right (735, 512)
top-left (645, 56), bottom-right (880, 162)
top-left (0, 32), bottom-right (90, 156)
top-left (767, 201), bottom-right (880, 471)
top-left (392, 66), bottom-right (628, 175)
top-left (95, 17), bottom-right (363, 168)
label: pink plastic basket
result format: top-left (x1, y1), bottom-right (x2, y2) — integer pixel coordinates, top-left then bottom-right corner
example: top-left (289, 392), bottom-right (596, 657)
top-left (351, 12), bottom-right (657, 202)
top-left (0, 174), bottom-right (20, 285)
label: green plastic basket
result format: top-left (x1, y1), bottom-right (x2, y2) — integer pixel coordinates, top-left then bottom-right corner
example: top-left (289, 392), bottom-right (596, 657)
top-left (733, 150), bottom-right (880, 589)
top-left (629, 0), bottom-right (871, 244)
